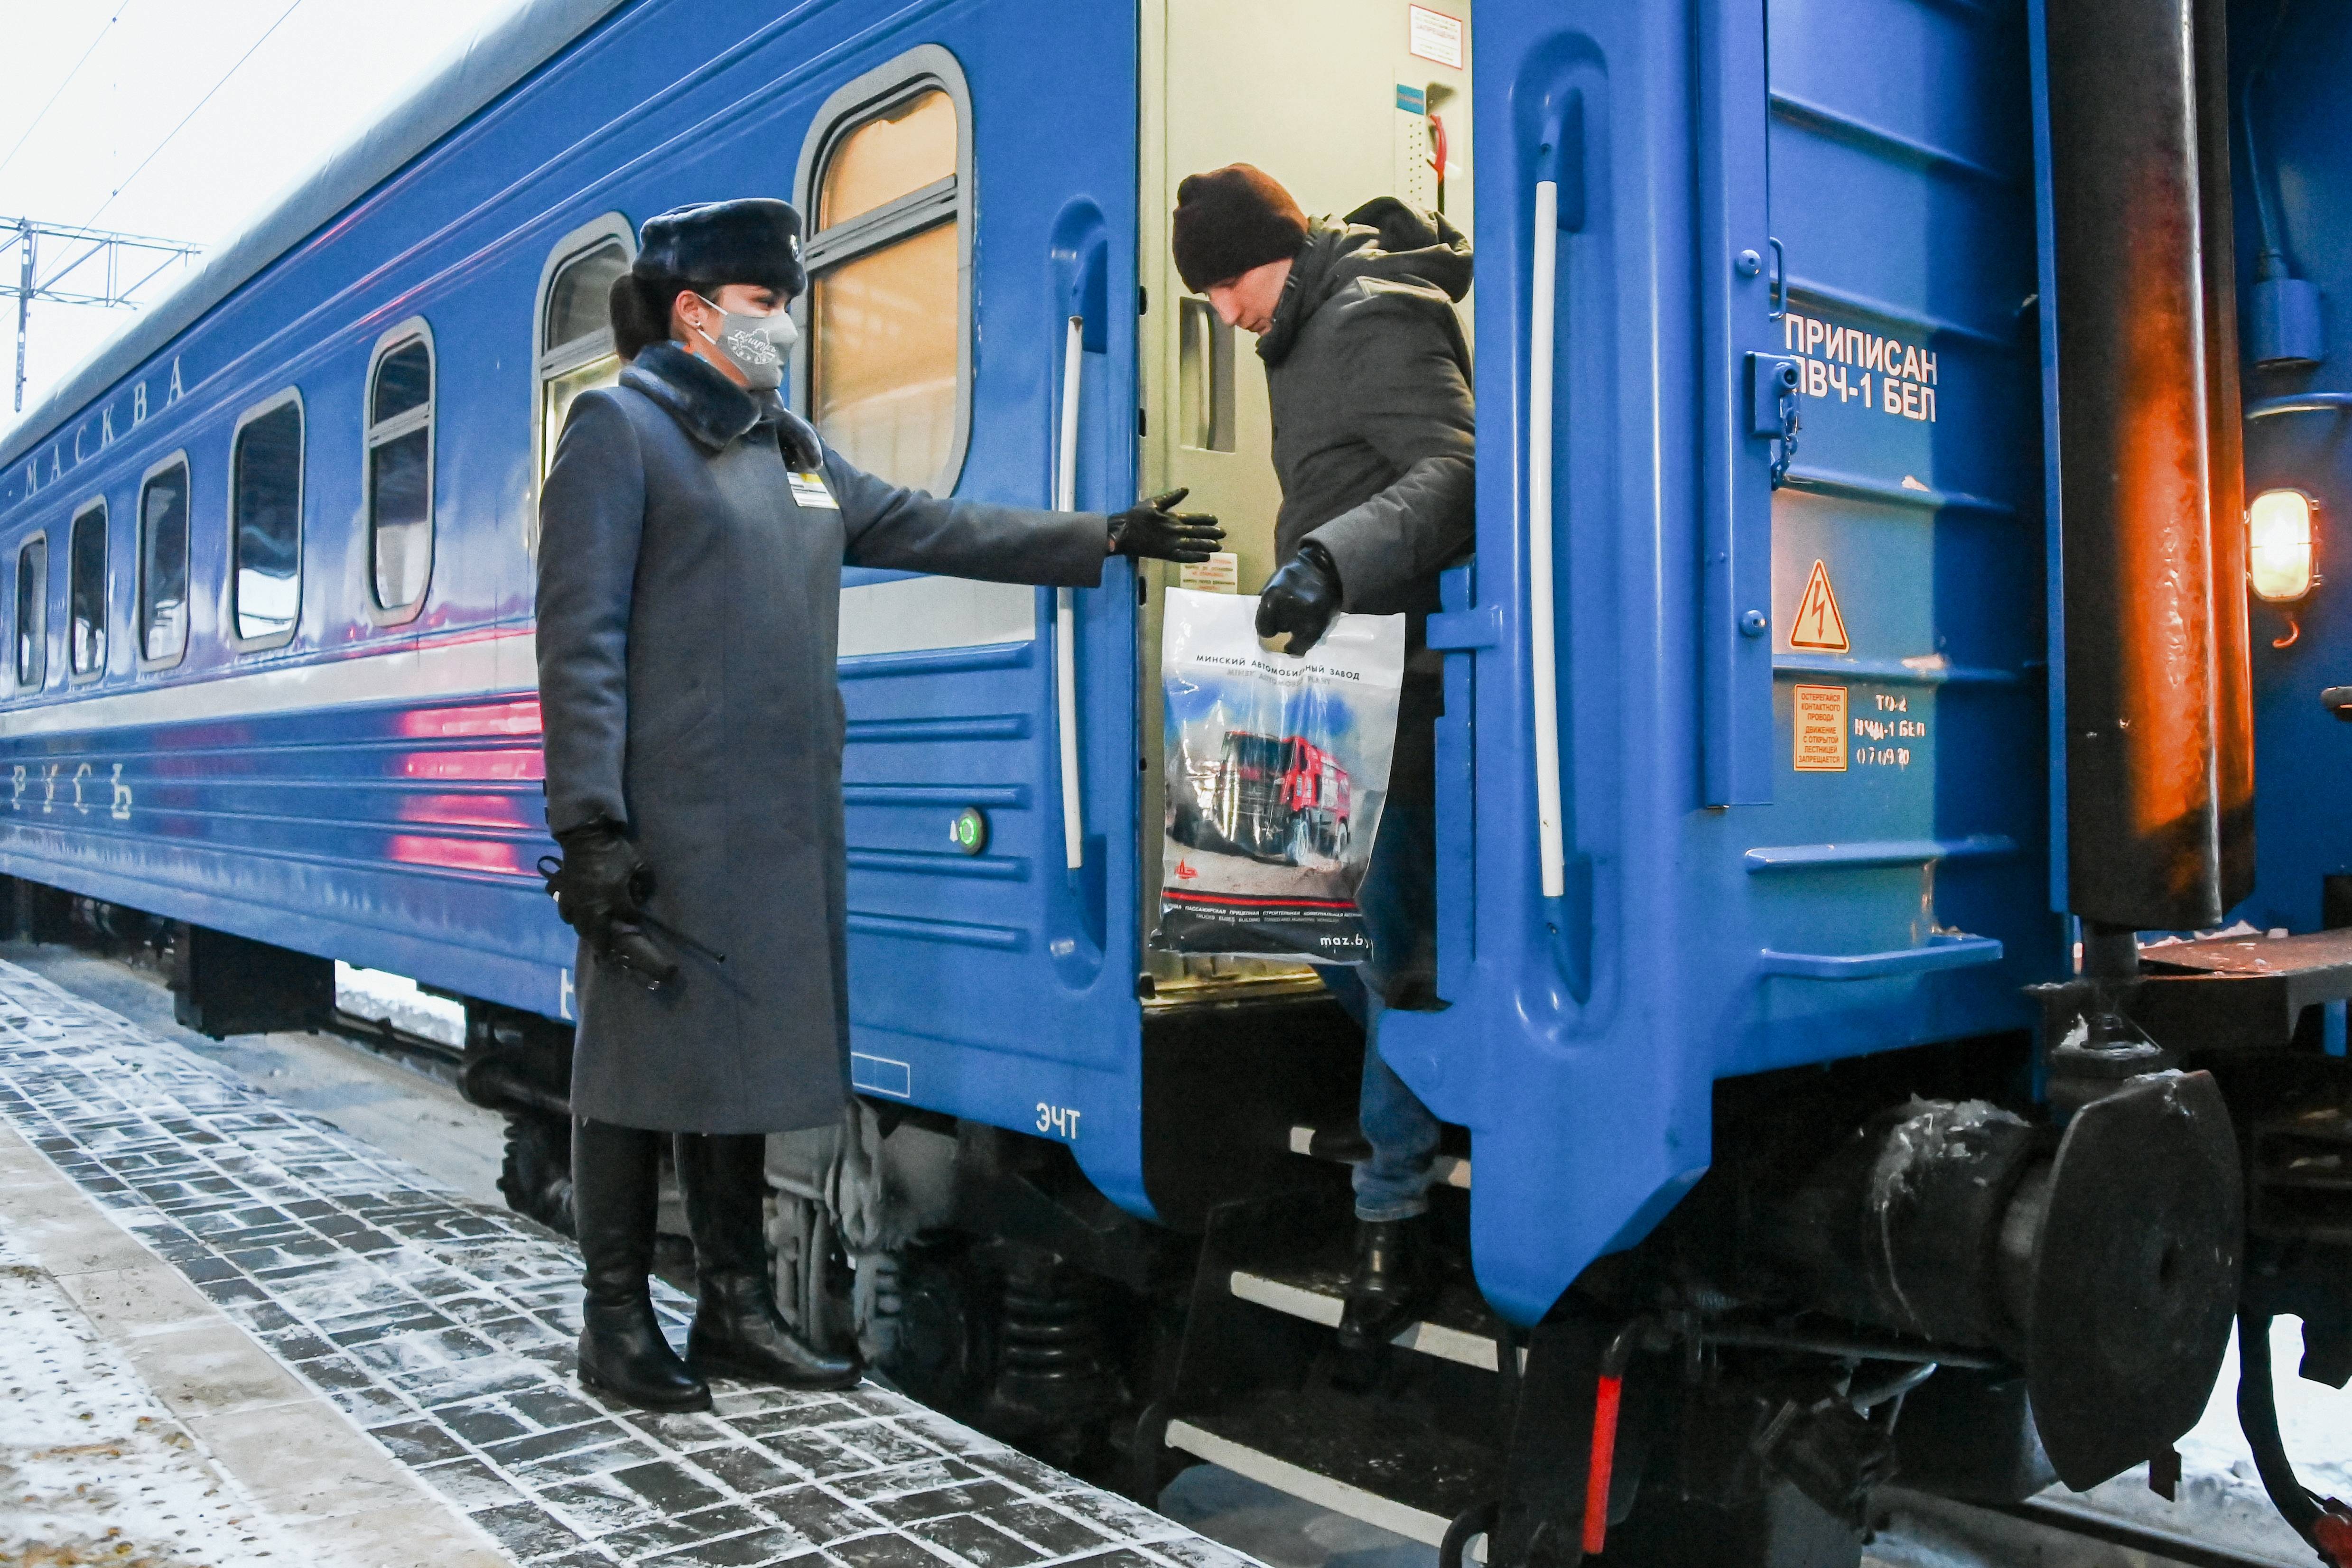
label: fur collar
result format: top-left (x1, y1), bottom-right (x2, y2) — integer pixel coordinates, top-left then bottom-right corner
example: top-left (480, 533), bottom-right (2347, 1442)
top-left (622, 342), bottom-right (828, 468)
top-left (623, 342), bottom-right (769, 450)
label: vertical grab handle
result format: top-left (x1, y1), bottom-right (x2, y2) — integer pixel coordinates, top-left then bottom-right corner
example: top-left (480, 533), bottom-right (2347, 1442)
top-left (1055, 315), bottom-right (1086, 872)
top-left (1527, 102), bottom-right (1580, 902)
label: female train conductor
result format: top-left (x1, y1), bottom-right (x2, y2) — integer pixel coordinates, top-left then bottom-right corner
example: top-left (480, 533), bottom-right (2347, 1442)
top-left (536, 198), bottom-right (1221, 1411)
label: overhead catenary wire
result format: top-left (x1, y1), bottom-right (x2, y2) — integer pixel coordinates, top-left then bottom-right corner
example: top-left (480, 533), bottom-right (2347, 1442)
top-left (82, 0), bottom-right (307, 231)
top-left (0, 0), bottom-right (139, 188)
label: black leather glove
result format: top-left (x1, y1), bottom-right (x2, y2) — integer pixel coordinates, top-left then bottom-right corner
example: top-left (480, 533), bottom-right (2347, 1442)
top-left (539, 821), bottom-right (679, 992)
top-left (1107, 487), bottom-right (1223, 563)
top-left (1256, 541), bottom-right (1345, 655)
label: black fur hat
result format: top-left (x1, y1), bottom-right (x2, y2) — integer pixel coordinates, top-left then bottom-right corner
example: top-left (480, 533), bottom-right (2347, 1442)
top-left (634, 198), bottom-right (807, 297)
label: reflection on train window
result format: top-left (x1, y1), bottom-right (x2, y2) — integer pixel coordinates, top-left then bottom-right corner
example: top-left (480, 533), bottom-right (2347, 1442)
top-left (139, 460), bottom-right (190, 664)
top-left (367, 329), bottom-right (434, 613)
top-left (231, 397), bottom-right (304, 644)
top-left (538, 235), bottom-right (629, 480)
top-left (68, 501), bottom-right (106, 678)
top-left (806, 67), bottom-right (968, 492)
top-left (15, 538), bottom-right (46, 691)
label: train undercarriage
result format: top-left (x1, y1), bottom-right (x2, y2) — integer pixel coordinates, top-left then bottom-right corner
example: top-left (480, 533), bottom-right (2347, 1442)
top-left (438, 932), bottom-right (2352, 1567)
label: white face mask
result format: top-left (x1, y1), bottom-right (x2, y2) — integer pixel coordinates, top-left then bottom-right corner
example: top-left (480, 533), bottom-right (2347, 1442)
top-left (690, 294), bottom-right (798, 390)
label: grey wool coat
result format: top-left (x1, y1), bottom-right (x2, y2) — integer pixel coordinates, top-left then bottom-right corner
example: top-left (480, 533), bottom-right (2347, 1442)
top-left (1260, 198), bottom-right (1475, 805)
top-left (537, 342), bottom-right (1110, 1134)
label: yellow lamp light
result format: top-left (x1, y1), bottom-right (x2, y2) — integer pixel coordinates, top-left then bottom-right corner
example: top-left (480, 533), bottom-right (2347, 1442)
top-left (2250, 488), bottom-right (2317, 603)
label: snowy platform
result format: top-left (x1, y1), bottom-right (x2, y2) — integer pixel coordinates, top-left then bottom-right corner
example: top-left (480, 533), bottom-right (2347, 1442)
top-left (0, 958), bottom-right (1257, 1568)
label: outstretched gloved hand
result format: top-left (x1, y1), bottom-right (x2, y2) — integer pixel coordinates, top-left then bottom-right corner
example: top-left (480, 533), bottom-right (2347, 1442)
top-left (540, 821), bottom-right (680, 992)
top-left (1257, 540), bottom-right (1345, 655)
top-left (1107, 488), bottom-right (1224, 563)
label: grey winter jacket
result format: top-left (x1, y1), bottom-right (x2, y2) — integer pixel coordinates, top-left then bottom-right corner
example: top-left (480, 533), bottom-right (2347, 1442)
top-left (1259, 199), bottom-right (1474, 804)
top-left (537, 342), bottom-right (1109, 1133)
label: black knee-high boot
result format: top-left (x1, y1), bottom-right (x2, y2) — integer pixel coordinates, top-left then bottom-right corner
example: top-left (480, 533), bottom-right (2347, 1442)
top-left (675, 1132), bottom-right (860, 1390)
top-left (572, 1119), bottom-right (710, 1411)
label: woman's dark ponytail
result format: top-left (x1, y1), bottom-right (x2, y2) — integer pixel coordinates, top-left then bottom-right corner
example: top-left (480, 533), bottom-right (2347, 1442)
top-left (608, 269), bottom-right (686, 361)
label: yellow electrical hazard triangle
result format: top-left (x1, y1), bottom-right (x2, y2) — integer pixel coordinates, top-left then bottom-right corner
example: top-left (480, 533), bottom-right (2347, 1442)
top-left (1789, 559), bottom-right (1850, 652)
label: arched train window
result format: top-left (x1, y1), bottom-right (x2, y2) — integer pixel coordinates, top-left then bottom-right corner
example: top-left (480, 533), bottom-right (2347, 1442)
top-left (366, 323), bottom-right (434, 616)
top-left (535, 218), bottom-right (634, 484)
top-left (797, 47), bottom-right (974, 493)
top-left (68, 499), bottom-right (106, 678)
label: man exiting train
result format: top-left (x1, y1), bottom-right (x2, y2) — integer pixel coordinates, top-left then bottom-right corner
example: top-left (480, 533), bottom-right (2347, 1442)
top-left (1173, 165), bottom-right (1475, 1352)
top-left (536, 198), bottom-right (1221, 1411)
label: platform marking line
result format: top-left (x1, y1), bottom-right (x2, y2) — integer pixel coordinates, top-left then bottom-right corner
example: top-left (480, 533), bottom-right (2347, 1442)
top-left (0, 961), bottom-right (1262, 1568)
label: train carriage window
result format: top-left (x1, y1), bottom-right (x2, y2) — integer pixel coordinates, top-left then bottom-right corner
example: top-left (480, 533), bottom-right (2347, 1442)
top-left (798, 49), bottom-right (974, 493)
top-left (534, 223), bottom-right (633, 486)
top-left (138, 458), bottom-right (190, 665)
top-left (366, 325), bottom-right (434, 615)
top-left (231, 395), bottom-right (304, 645)
top-left (68, 501), bottom-right (106, 678)
top-left (15, 538), bottom-right (46, 691)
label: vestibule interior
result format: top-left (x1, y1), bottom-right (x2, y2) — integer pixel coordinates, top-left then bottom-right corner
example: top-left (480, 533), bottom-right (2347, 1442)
top-left (1136, 0), bottom-right (1475, 998)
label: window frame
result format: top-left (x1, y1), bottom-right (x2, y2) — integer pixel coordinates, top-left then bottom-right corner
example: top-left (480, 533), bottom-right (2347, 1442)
top-left (65, 496), bottom-right (109, 684)
top-left (792, 44), bottom-right (976, 498)
top-left (226, 388), bottom-right (307, 654)
top-left (15, 534), bottom-right (48, 695)
top-left (136, 450), bottom-right (193, 672)
top-left (362, 318), bottom-right (437, 625)
top-left (530, 212), bottom-right (636, 544)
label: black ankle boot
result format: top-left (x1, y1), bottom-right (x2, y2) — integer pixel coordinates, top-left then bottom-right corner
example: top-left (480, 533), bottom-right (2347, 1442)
top-left (572, 1119), bottom-right (710, 1411)
top-left (676, 1133), bottom-right (861, 1390)
top-left (1337, 1214), bottom-right (1438, 1353)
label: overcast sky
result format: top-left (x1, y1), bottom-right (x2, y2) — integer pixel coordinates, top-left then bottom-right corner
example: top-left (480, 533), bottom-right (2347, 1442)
top-left (0, 0), bottom-right (535, 443)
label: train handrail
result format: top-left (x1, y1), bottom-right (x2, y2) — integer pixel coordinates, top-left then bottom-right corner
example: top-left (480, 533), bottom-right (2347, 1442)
top-left (1757, 933), bottom-right (2004, 980)
top-left (1528, 148), bottom-right (1568, 900)
top-left (1055, 313), bottom-right (1085, 871)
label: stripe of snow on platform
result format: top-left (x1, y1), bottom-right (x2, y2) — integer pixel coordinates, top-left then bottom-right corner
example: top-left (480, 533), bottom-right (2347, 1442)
top-left (0, 1231), bottom-right (297, 1565)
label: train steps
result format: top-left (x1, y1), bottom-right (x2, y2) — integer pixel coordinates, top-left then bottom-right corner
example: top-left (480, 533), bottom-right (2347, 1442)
top-left (1159, 1184), bottom-right (1508, 1559)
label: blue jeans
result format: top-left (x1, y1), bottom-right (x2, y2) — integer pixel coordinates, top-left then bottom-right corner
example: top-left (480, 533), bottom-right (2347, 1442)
top-left (1323, 802), bottom-right (1441, 1222)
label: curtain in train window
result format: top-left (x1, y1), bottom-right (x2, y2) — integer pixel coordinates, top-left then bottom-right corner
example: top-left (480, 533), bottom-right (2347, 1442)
top-left (15, 538), bottom-right (45, 690)
top-left (68, 502), bottom-right (106, 677)
top-left (232, 399), bottom-right (304, 643)
top-left (807, 84), bottom-right (966, 491)
top-left (139, 461), bottom-right (190, 663)
top-left (368, 332), bottom-right (433, 612)
top-left (539, 238), bottom-right (629, 480)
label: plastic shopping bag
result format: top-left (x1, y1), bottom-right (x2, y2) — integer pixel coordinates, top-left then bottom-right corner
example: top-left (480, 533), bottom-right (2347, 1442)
top-left (1152, 587), bottom-right (1405, 963)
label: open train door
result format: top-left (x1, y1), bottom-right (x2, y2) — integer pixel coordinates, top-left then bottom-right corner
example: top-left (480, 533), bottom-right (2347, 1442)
top-left (799, 3), bottom-right (1151, 1211)
top-left (1379, 0), bottom-right (2051, 1325)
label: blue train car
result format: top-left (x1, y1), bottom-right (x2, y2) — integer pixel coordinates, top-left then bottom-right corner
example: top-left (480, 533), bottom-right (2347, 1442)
top-left (4, 0), bottom-right (2350, 1561)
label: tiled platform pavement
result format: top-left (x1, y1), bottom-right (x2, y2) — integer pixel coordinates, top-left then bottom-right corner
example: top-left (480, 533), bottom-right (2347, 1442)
top-left (0, 957), bottom-right (1259, 1568)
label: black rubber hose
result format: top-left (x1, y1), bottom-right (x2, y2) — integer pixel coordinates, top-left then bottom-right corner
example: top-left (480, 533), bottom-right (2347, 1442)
top-left (2235, 1308), bottom-right (2326, 1548)
top-left (2241, 0), bottom-right (2296, 278)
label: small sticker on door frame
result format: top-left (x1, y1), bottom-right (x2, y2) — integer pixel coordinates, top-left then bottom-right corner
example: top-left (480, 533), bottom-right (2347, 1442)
top-left (1793, 684), bottom-right (1849, 772)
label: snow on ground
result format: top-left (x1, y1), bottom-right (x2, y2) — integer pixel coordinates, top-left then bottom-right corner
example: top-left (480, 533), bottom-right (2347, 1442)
top-left (333, 962), bottom-right (467, 1050)
top-left (0, 1234), bottom-right (293, 1568)
top-left (2053, 1315), bottom-right (2352, 1563)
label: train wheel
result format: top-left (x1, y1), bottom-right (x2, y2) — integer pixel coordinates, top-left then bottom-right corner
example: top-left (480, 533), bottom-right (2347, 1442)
top-left (497, 1111), bottom-right (575, 1236)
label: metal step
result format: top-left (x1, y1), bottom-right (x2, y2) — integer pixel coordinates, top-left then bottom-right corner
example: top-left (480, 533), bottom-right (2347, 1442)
top-left (1164, 1392), bottom-right (1495, 1558)
top-left (1227, 1264), bottom-right (1518, 1372)
top-left (1288, 1123), bottom-right (1472, 1188)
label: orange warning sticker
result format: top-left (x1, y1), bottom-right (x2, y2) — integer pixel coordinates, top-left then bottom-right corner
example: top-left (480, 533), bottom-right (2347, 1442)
top-left (1793, 685), bottom-right (1848, 772)
top-left (1789, 559), bottom-right (1850, 652)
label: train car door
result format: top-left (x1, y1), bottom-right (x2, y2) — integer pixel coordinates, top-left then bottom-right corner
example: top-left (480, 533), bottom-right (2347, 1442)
top-left (1377, 0), bottom-right (2052, 1324)
top-left (802, 2), bottom-right (1149, 1210)
top-left (1136, 0), bottom-right (1475, 1000)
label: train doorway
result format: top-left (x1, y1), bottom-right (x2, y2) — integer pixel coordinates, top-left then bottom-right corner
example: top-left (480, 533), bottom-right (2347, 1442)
top-left (1135, 0), bottom-right (1475, 1002)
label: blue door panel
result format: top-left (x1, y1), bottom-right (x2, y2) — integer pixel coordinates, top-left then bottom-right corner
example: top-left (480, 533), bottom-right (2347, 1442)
top-left (1384, 0), bottom-right (2055, 1326)
top-left (821, 0), bottom-right (1149, 1215)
